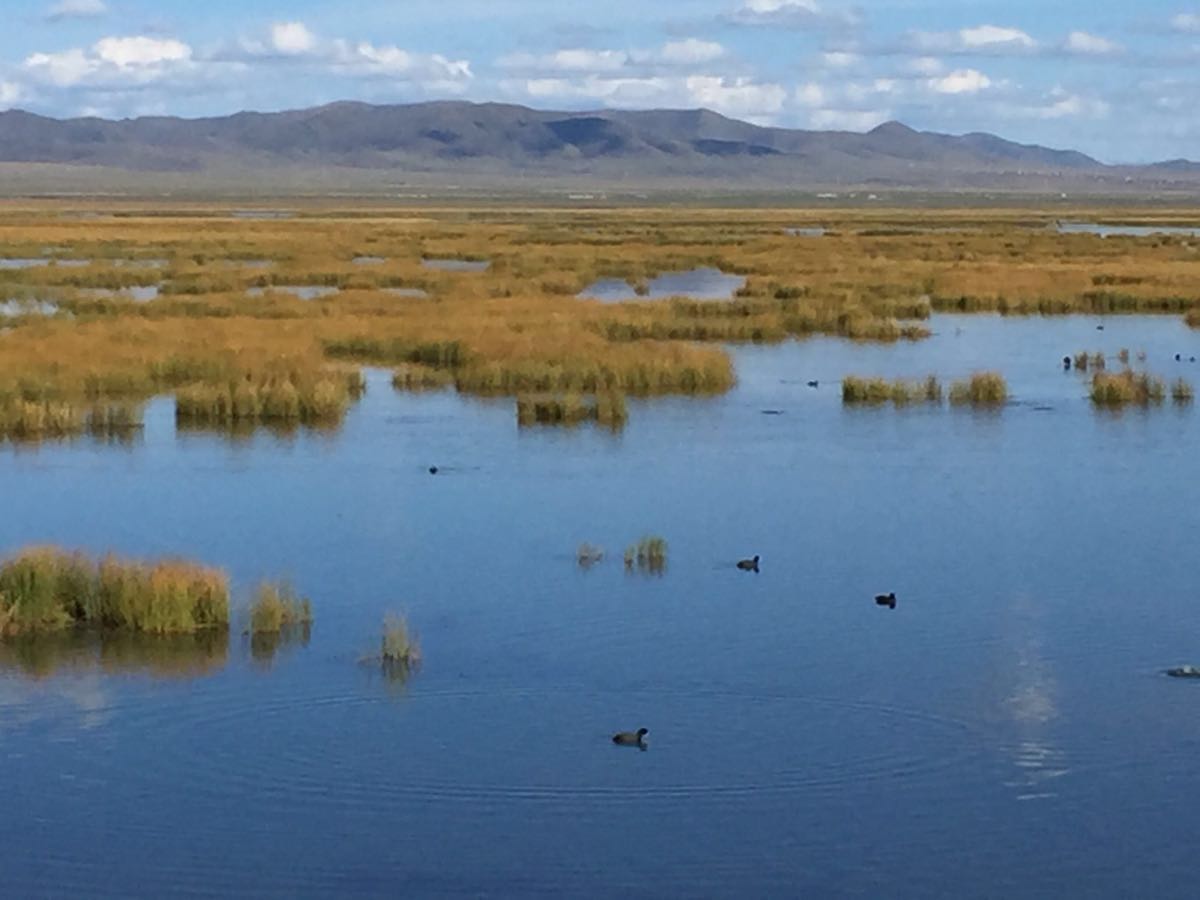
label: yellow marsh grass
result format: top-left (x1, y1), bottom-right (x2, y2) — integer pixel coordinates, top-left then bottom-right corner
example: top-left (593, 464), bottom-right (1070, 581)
top-left (1090, 370), bottom-right (1167, 405)
top-left (0, 546), bottom-right (229, 636)
top-left (247, 581), bottom-right (312, 635)
top-left (624, 536), bottom-right (668, 574)
top-left (842, 375), bottom-right (942, 405)
top-left (380, 613), bottom-right (421, 672)
top-left (2, 205), bottom-right (1200, 423)
top-left (515, 392), bottom-right (628, 428)
top-left (949, 372), bottom-right (1008, 406)
top-left (175, 370), bottom-right (364, 426)
top-left (392, 363), bottom-right (455, 390)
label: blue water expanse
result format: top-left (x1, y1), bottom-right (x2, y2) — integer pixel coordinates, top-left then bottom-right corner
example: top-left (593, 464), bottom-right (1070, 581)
top-left (2, 314), bottom-right (1200, 898)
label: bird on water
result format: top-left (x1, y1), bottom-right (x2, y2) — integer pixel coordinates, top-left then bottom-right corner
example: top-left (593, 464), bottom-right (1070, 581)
top-left (737, 555), bottom-right (760, 572)
top-left (875, 592), bottom-right (897, 609)
top-left (612, 728), bottom-right (649, 747)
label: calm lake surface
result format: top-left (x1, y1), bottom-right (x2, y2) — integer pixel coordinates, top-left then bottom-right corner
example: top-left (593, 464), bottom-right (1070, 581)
top-left (3, 314), bottom-right (1200, 898)
top-left (1056, 221), bottom-right (1200, 238)
top-left (579, 267), bottom-right (746, 302)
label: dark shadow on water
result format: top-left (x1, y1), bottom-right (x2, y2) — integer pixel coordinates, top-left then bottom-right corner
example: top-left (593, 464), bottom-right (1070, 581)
top-left (357, 656), bottom-right (421, 698)
top-left (175, 418), bottom-right (343, 445)
top-left (247, 624), bottom-right (312, 670)
top-left (0, 630), bottom-right (229, 680)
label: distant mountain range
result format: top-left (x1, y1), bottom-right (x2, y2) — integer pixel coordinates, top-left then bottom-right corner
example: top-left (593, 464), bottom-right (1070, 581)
top-left (1, 100), bottom-right (1197, 193)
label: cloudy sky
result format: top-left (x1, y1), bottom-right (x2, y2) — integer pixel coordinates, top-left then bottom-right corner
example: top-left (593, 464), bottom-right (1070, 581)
top-left (0, 0), bottom-right (1196, 162)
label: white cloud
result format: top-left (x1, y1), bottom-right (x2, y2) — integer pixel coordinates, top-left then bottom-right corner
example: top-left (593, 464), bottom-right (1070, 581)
top-left (45, 0), bottom-right (107, 21)
top-left (94, 36), bottom-right (192, 68)
top-left (500, 40), bottom-right (728, 74)
top-left (809, 108), bottom-right (890, 130)
top-left (505, 71), bottom-right (786, 123)
top-left (905, 56), bottom-right (943, 75)
top-left (910, 24), bottom-right (1037, 55)
top-left (24, 49), bottom-right (93, 87)
top-left (1006, 87), bottom-right (1110, 120)
top-left (220, 25), bottom-right (473, 91)
top-left (1170, 13), bottom-right (1200, 32)
top-left (729, 0), bottom-right (858, 29)
top-left (1063, 31), bottom-right (1121, 55)
top-left (334, 41), bottom-right (473, 88)
top-left (24, 36), bottom-right (193, 92)
top-left (657, 39), bottom-right (726, 65)
top-left (822, 51), bottom-right (859, 67)
top-left (929, 68), bottom-right (992, 94)
top-left (685, 74), bottom-right (787, 119)
top-left (0, 81), bottom-right (23, 106)
top-left (271, 22), bottom-right (317, 56)
top-left (794, 82), bottom-right (825, 106)
top-left (960, 25), bottom-right (1035, 49)
top-left (499, 49), bottom-right (628, 73)
top-left (737, 0), bottom-right (820, 18)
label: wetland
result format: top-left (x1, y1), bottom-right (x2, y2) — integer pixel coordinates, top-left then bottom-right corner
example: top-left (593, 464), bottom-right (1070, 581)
top-left (2, 203), bottom-right (1200, 897)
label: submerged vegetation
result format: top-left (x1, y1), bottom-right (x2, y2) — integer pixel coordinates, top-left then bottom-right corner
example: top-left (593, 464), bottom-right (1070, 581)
top-left (375, 613), bottom-right (421, 681)
top-left (842, 375), bottom-right (942, 405)
top-left (246, 581), bottom-right (313, 666)
top-left (0, 547), bottom-right (229, 636)
top-left (247, 581), bottom-right (312, 635)
top-left (0, 399), bottom-right (144, 443)
top-left (3, 205), bottom-right (1199, 439)
top-left (577, 543), bottom-right (605, 568)
top-left (625, 536), bottom-right (668, 574)
top-left (949, 372), bottom-right (1009, 406)
top-left (516, 392), bottom-right (627, 428)
top-left (175, 370), bottom-right (365, 427)
top-left (841, 372), bottom-right (1008, 408)
top-left (1090, 371), bottom-right (1167, 406)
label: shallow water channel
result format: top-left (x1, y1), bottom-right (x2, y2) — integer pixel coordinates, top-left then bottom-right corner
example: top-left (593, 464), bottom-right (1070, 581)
top-left (2, 314), bottom-right (1200, 897)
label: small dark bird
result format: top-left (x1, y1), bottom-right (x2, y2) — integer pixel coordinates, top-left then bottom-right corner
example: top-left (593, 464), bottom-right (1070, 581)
top-left (1192, 357), bottom-right (1197, 363)
top-left (806, 380), bottom-right (819, 388)
top-left (1176, 353), bottom-right (1182, 361)
top-left (428, 466), bottom-right (439, 475)
top-left (1166, 665), bottom-right (1200, 679)
top-left (875, 592), bottom-right (897, 609)
top-left (1062, 356), bottom-right (1071, 369)
top-left (1096, 324), bottom-right (1105, 331)
top-left (737, 555), bottom-right (760, 572)
top-left (761, 409), bottom-right (784, 415)
top-left (612, 728), bottom-right (649, 746)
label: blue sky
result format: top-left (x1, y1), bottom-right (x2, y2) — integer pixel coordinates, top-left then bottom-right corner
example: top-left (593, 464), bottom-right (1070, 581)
top-left (0, 0), bottom-right (1196, 162)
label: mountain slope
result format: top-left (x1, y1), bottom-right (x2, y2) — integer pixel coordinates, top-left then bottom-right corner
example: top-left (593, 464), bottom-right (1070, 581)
top-left (0, 100), bottom-right (1191, 190)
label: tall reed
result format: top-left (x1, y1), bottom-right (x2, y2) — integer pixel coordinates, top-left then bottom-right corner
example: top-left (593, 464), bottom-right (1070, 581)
top-left (949, 372), bottom-right (1008, 406)
top-left (1090, 370), bottom-right (1166, 405)
top-left (624, 536), bottom-right (668, 574)
top-left (0, 546), bottom-right (229, 636)
top-left (842, 375), bottom-right (942, 405)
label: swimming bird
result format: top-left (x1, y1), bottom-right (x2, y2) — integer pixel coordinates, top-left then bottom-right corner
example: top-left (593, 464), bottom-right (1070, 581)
top-left (1096, 324), bottom-right (1105, 331)
top-left (875, 592), bottom-right (897, 609)
top-left (1062, 356), bottom-right (1071, 369)
top-left (1176, 353), bottom-right (1182, 362)
top-left (737, 555), bottom-right (760, 572)
top-left (1166, 665), bottom-right (1200, 678)
top-left (428, 466), bottom-right (439, 475)
top-left (612, 727), bottom-right (649, 746)
top-left (807, 380), bottom-right (819, 388)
